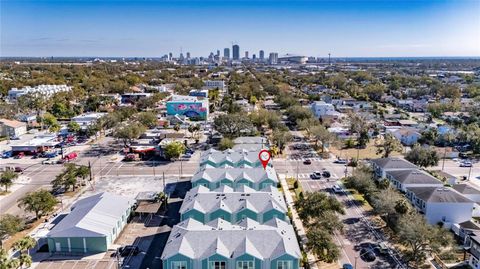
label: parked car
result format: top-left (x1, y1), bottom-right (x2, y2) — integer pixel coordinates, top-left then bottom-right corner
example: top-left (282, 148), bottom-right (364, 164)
top-left (333, 184), bottom-right (343, 193)
top-left (360, 248), bottom-right (376, 262)
top-left (322, 171), bottom-right (331, 178)
top-left (10, 136), bottom-right (20, 140)
top-left (460, 161), bottom-right (473, 167)
top-left (14, 152), bottom-right (25, 159)
top-left (310, 172), bottom-right (321, 179)
top-left (334, 158), bottom-right (347, 164)
top-left (342, 264), bottom-right (354, 269)
top-left (2, 151), bottom-right (12, 158)
top-left (42, 159), bottom-right (56, 165)
top-left (14, 167), bottom-right (24, 173)
top-left (118, 245), bottom-right (140, 257)
top-left (303, 159), bottom-right (312, 165)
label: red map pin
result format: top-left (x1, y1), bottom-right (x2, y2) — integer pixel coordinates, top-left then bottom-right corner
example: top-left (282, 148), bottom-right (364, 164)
top-left (258, 149), bottom-right (271, 169)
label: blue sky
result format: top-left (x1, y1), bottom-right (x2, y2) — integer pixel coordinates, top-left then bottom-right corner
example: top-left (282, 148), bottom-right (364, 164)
top-left (1, 0), bottom-right (479, 57)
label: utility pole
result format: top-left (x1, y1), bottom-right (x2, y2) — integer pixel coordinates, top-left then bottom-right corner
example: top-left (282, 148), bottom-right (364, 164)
top-left (468, 165), bottom-right (473, 181)
top-left (442, 147), bottom-right (447, 171)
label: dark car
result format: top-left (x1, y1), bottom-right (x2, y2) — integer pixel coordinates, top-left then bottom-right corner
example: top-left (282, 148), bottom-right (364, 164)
top-left (322, 171), bottom-right (331, 178)
top-left (342, 264), bottom-right (354, 269)
top-left (118, 245), bottom-right (140, 257)
top-left (310, 173), bottom-right (321, 179)
top-left (303, 159), bottom-right (312, 165)
top-left (14, 167), bottom-right (24, 173)
top-left (360, 248), bottom-right (376, 262)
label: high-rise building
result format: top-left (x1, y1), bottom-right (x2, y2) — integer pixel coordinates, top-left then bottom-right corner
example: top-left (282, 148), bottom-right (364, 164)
top-left (232, 44), bottom-right (240, 60)
top-left (168, 52), bottom-right (173, 60)
top-left (223, 48), bottom-right (230, 59)
top-left (259, 50), bottom-right (265, 60)
top-left (269, 52), bottom-right (278, 64)
top-left (216, 50), bottom-right (220, 57)
top-left (252, 54), bottom-right (256, 60)
top-left (245, 51), bottom-right (249, 59)
top-left (186, 52), bottom-right (191, 59)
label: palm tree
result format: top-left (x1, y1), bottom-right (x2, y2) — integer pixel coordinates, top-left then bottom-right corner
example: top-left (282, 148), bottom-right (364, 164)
top-left (0, 170), bottom-right (18, 192)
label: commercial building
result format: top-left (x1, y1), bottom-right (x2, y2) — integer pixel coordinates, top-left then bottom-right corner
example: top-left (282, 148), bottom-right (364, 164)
top-left (0, 118), bottom-right (27, 138)
top-left (166, 95), bottom-right (209, 120)
top-left (259, 50), bottom-right (265, 60)
top-left (72, 113), bottom-right (106, 130)
top-left (232, 136), bottom-right (269, 151)
top-left (8, 85), bottom-right (72, 101)
top-left (161, 218), bottom-right (301, 269)
top-left (189, 89), bottom-right (209, 98)
top-left (204, 80), bottom-right (226, 91)
top-left (224, 48), bottom-right (230, 59)
top-left (278, 55), bottom-right (308, 64)
top-left (10, 134), bottom-right (59, 154)
top-left (180, 185), bottom-right (287, 223)
top-left (233, 44), bottom-right (240, 60)
top-left (191, 166), bottom-right (279, 190)
top-left (269, 53), bottom-right (278, 65)
top-left (46, 192), bottom-right (135, 254)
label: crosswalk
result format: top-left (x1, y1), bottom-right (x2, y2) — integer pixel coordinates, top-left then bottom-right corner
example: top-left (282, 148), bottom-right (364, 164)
top-left (286, 157), bottom-right (323, 162)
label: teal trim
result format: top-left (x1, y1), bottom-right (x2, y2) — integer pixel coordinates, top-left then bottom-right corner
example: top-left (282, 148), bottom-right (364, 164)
top-left (181, 209), bottom-right (205, 223)
top-left (263, 210), bottom-right (286, 222)
top-left (236, 209), bottom-right (258, 222)
top-left (210, 209), bottom-right (232, 222)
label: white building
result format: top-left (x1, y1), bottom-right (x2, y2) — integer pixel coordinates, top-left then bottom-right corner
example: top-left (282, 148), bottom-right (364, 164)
top-left (8, 85), bottom-right (72, 101)
top-left (388, 128), bottom-right (421, 146)
top-left (0, 119), bottom-right (27, 138)
top-left (204, 80), bottom-right (225, 91)
top-left (370, 157), bottom-right (418, 179)
top-left (406, 186), bottom-right (474, 226)
top-left (310, 101), bottom-right (337, 119)
top-left (385, 169), bottom-right (443, 193)
top-left (72, 113), bottom-right (106, 130)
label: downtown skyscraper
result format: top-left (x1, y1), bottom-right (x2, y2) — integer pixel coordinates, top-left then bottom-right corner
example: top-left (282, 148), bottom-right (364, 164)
top-left (223, 48), bottom-right (230, 59)
top-left (232, 44), bottom-right (240, 60)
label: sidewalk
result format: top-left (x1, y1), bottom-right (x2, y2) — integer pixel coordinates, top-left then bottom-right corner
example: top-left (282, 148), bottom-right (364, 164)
top-left (279, 174), bottom-right (318, 269)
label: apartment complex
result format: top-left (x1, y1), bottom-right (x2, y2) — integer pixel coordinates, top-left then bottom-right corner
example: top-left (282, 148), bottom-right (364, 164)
top-left (162, 137), bottom-right (301, 269)
top-left (8, 84), bottom-right (72, 101)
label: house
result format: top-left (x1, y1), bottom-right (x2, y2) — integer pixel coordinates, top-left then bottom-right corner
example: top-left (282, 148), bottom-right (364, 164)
top-left (191, 167), bottom-right (278, 190)
top-left (179, 185), bottom-right (287, 224)
top-left (385, 169), bottom-right (443, 193)
top-left (0, 118), bottom-right (27, 138)
top-left (452, 184), bottom-right (480, 203)
top-left (161, 218), bottom-right (301, 269)
top-left (467, 231), bottom-right (480, 269)
top-left (405, 186), bottom-right (474, 226)
top-left (46, 192), bottom-right (135, 254)
top-left (310, 101), bottom-right (339, 119)
top-left (199, 149), bottom-right (270, 168)
top-left (370, 157), bottom-right (418, 179)
top-left (389, 128), bottom-right (421, 146)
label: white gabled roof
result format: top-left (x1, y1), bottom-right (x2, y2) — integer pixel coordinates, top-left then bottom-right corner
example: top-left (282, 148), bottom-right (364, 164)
top-left (161, 218), bottom-right (301, 260)
top-left (46, 192), bottom-right (134, 238)
top-left (191, 167), bottom-right (278, 185)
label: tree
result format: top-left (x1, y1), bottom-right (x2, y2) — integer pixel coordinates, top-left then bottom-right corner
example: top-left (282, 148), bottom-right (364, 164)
top-left (67, 121), bottom-right (81, 133)
top-left (310, 125), bottom-right (335, 152)
top-left (0, 214), bottom-right (25, 238)
top-left (13, 236), bottom-right (36, 255)
top-left (397, 213), bottom-right (453, 267)
top-left (371, 187), bottom-right (404, 225)
top-left (295, 192), bottom-right (345, 226)
top-left (136, 111), bottom-right (158, 128)
top-left (394, 199), bottom-right (410, 215)
top-left (75, 165), bottom-right (90, 184)
top-left (18, 190), bottom-right (57, 220)
top-left (113, 122), bottom-right (147, 146)
top-left (0, 170), bottom-right (18, 192)
top-left (213, 114), bottom-right (254, 138)
top-left (344, 165), bottom-right (376, 197)
top-left (40, 113), bottom-right (60, 132)
top-left (18, 253), bottom-right (32, 269)
top-left (348, 113), bottom-right (370, 148)
top-left (297, 118), bottom-right (319, 140)
top-left (164, 141), bottom-right (186, 160)
top-left (187, 124), bottom-right (201, 143)
top-left (285, 106), bottom-right (314, 124)
top-left (219, 138), bottom-right (234, 150)
top-left (405, 144), bottom-right (439, 167)
top-left (306, 226), bottom-right (340, 263)
top-left (173, 123), bottom-right (181, 133)
top-left (376, 133), bottom-right (402, 158)
top-left (271, 129), bottom-right (292, 154)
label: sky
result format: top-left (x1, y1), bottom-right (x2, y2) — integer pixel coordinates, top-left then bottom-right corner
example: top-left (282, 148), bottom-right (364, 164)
top-left (1, 0), bottom-right (479, 58)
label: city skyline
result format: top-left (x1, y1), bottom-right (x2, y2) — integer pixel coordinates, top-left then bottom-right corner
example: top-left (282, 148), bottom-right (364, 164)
top-left (1, 0), bottom-right (479, 57)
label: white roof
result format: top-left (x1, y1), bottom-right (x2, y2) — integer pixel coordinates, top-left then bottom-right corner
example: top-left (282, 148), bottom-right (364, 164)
top-left (192, 166), bottom-right (278, 185)
top-left (179, 185), bottom-right (287, 215)
top-left (47, 192), bottom-right (134, 238)
top-left (161, 218), bottom-right (301, 260)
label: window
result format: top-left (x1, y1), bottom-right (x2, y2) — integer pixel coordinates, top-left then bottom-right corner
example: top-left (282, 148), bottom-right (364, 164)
top-left (277, 261), bottom-right (292, 269)
top-left (172, 261), bottom-right (187, 269)
top-left (237, 261), bottom-right (254, 269)
top-left (210, 261), bottom-right (226, 269)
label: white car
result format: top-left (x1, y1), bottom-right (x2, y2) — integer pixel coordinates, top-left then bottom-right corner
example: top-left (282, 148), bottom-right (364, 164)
top-left (333, 185), bottom-right (343, 193)
top-left (42, 159), bottom-right (56, 165)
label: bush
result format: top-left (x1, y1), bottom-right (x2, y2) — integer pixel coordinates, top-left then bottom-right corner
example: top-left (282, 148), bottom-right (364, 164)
top-left (293, 180), bottom-right (299, 189)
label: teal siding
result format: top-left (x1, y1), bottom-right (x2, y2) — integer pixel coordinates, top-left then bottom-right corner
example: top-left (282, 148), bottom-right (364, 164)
top-left (205, 253), bottom-right (229, 269)
top-left (47, 236), bottom-right (108, 254)
top-left (270, 254), bottom-right (299, 269)
top-left (236, 209), bottom-right (257, 222)
top-left (263, 209), bottom-right (286, 222)
top-left (164, 253), bottom-right (192, 269)
top-left (193, 179), bottom-right (210, 188)
top-left (260, 179), bottom-right (275, 189)
top-left (210, 209), bottom-right (232, 222)
top-left (236, 179), bottom-right (252, 188)
top-left (235, 253), bottom-right (261, 269)
top-left (182, 209), bottom-right (205, 223)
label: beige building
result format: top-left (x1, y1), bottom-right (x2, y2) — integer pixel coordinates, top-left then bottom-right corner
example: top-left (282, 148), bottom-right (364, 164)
top-left (0, 119), bottom-right (27, 138)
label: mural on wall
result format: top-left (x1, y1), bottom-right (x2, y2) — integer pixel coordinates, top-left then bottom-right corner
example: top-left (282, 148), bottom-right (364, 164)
top-left (167, 102), bottom-right (208, 118)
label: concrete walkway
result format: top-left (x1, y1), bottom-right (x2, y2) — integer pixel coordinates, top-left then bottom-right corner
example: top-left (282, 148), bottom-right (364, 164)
top-left (279, 174), bottom-right (318, 269)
